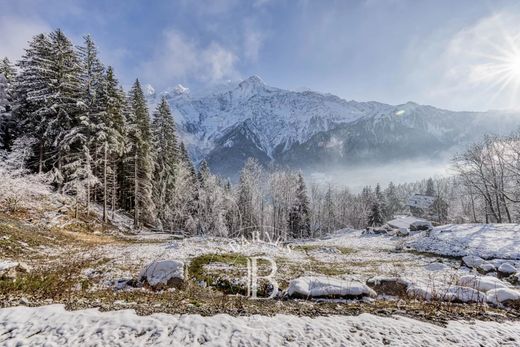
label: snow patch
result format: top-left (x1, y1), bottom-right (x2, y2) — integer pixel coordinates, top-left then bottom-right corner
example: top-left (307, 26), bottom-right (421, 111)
top-left (287, 276), bottom-right (376, 298)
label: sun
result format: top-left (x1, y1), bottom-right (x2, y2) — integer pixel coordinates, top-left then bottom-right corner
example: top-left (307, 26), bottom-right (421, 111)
top-left (503, 51), bottom-right (520, 80)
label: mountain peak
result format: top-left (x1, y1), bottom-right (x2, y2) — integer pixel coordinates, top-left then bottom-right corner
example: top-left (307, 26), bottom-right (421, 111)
top-left (239, 75), bottom-right (264, 88)
top-left (174, 84), bottom-right (190, 95)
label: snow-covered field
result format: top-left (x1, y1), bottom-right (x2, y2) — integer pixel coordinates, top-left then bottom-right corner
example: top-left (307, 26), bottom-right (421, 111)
top-left (406, 224), bottom-right (520, 260)
top-left (1, 304), bottom-right (520, 347)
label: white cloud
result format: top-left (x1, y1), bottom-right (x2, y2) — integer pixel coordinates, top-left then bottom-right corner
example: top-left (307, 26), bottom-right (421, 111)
top-left (0, 15), bottom-right (51, 61)
top-left (141, 29), bottom-right (240, 87)
top-left (243, 28), bottom-right (265, 62)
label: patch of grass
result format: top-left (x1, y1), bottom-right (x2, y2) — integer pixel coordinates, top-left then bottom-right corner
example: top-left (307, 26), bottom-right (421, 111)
top-left (187, 253), bottom-right (274, 295)
top-left (291, 244), bottom-right (357, 255)
top-left (0, 264), bottom-right (82, 299)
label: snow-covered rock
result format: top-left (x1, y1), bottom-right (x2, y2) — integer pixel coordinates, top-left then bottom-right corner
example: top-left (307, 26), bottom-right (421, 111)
top-left (457, 275), bottom-right (509, 293)
top-left (138, 260), bottom-right (184, 289)
top-left (462, 255), bottom-right (484, 268)
top-left (387, 216), bottom-right (431, 232)
top-left (486, 288), bottom-right (520, 307)
top-left (287, 276), bottom-right (376, 299)
top-left (478, 262), bottom-right (496, 274)
top-left (497, 263), bottom-right (517, 277)
top-left (407, 285), bottom-right (485, 303)
top-left (366, 276), bottom-right (411, 297)
top-left (0, 261), bottom-right (30, 278)
top-left (397, 227), bottom-right (410, 237)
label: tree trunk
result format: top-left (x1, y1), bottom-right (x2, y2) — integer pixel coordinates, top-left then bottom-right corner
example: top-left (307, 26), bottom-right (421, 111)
top-left (111, 162), bottom-right (116, 220)
top-left (103, 143), bottom-right (108, 223)
top-left (38, 140), bottom-right (44, 174)
top-left (133, 152), bottom-right (139, 229)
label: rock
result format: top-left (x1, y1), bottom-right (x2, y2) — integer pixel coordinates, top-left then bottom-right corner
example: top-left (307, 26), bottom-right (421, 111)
top-left (407, 285), bottom-right (434, 301)
top-left (497, 263), bottom-right (517, 278)
top-left (363, 227), bottom-right (387, 235)
top-left (462, 255), bottom-right (484, 269)
top-left (409, 221), bottom-right (432, 232)
top-left (407, 285), bottom-right (485, 303)
top-left (366, 276), bottom-right (410, 297)
top-left (486, 288), bottom-right (520, 308)
top-left (458, 275), bottom-right (509, 292)
top-left (397, 228), bottom-right (410, 237)
top-left (478, 262), bottom-right (496, 274)
top-left (0, 261), bottom-right (30, 279)
top-left (287, 276), bottom-right (376, 299)
top-left (139, 260), bottom-right (184, 290)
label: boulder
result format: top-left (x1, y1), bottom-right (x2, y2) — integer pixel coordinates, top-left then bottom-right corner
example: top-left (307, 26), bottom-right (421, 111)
top-left (486, 288), bottom-right (520, 308)
top-left (366, 276), bottom-right (410, 297)
top-left (457, 275), bottom-right (509, 292)
top-left (287, 276), bottom-right (376, 299)
top-left (139, 260), bottom-right (184, 290)
top-left (407, 285), bottom-right (485, 303)
top-left (396, 228), bottom-right (410, 237)
top-left (462, 255), bottom-right (484, 269)
top-left (478, 262), bottom-right (496, 274)
top-left (0, 261), bottom-right (30, 279)
top-left (497, 263), bottom-right (517, 278)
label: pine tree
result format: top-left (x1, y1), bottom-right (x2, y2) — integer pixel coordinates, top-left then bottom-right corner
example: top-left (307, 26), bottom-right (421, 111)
top-left (288, 173), bottom-right (311, 238)
top-left (375, 182), bottom-right (388, 222)
top-left (128, 79), bottom-right (155, 228)
top-left (151, 97), bottom-right (178, 228)
top-left (77, 35), bottom-right (105, 215)
top-left (0, 58), bottom-right (16, 83)
top-left (367, 201), bottom-right (384, 227)
top-left (0, 74), bottom-right (10, 150)
top-left (46, 29), bottom-right (85, 193)
top-left (237, 158), bottom-right (262, 238)
top-left (14, 33), bottom-right (53, 173)
top-left (425, 178), bottom-right (435, 196)
top-left (323, 185), bottom-right (335, 233)
top-left (385, 181), bottom-right (401, 219)
top-left (0, 57), bottom-right (16, 150)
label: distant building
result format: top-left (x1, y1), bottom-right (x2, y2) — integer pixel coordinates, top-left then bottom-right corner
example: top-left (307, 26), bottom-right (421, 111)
top-left (406, 194), bottom-right (448, 223)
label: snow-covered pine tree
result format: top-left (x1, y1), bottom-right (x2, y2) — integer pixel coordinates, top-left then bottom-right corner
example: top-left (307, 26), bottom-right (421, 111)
top-left (0, 58), bottom-right (16, 150)
top-left (45, 29), bottom-right (85, 193)
top-left (323, 185), bottom-right (335, 233)
top-left (77, 35), bottom-right (105, 214)
top-left (367, 201), bottom-right (384, 227)
top-left (0, 58), bottom-right (16, 82)
top-left (179, 142), bottom-right (197, 181)
top-left (169, 159), bottom-right (198, 235)
top-left (104, 68), bottom-right (126, 219)
top-left (151, 97), bottom-right (178, 229)
top-left (14, 34), bottom-right (53, 173)
top-left (425, 178), bottom-right (435, 197)
top-left (237, 158), bottom-right (262, 238)
top-left (375, 182), bottom-right (389, 222)
top-left (128, 79), bottom-right (155, 228)
top-left (385, 181), bottom-right (401, 219)
top-left (288, 173), bottom-right (311, 239)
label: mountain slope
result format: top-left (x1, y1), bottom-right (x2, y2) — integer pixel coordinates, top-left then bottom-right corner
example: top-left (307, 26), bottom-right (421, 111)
top-left (151, 76), bottom-right (520, 178)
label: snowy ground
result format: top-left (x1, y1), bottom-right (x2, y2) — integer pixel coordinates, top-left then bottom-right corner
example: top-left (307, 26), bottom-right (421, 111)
top-left (1, 304), bottom-right (519, 346)
top-left (406, 224), bottom-right (520, 260)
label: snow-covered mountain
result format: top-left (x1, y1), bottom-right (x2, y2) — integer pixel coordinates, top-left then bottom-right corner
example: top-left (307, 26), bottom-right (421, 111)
top-left (148, 76), bottom-right (520, 179)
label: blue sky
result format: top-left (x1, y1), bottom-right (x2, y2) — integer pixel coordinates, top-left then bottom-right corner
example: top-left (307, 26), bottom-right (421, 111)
top-left (2, 0), bottom-right (520, 111)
